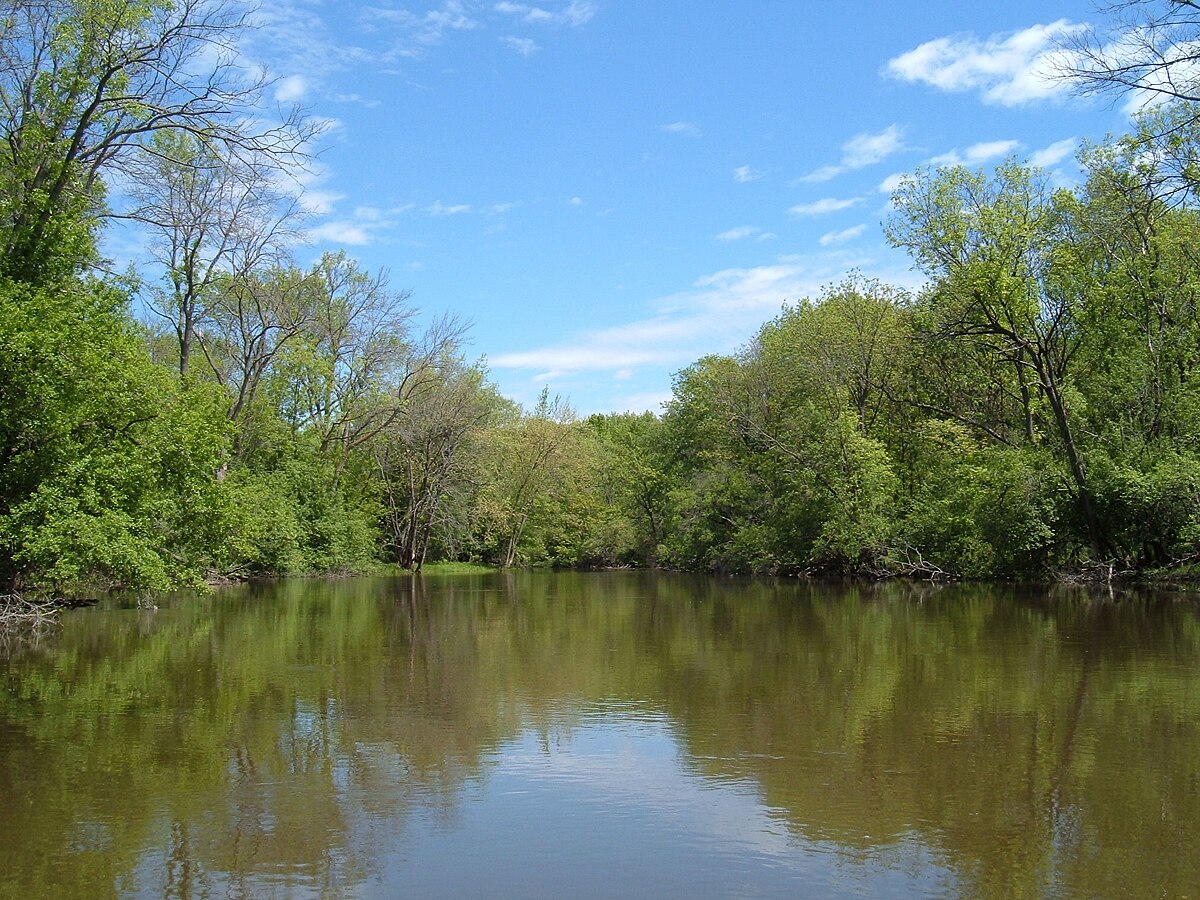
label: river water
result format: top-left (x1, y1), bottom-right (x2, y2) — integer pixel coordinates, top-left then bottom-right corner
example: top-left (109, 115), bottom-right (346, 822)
top-left (1, 572), bottom-right (1198, 898)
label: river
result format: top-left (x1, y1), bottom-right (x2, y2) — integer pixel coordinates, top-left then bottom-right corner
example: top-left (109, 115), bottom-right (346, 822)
top-left (1, 572), bottom-right (1198, 898)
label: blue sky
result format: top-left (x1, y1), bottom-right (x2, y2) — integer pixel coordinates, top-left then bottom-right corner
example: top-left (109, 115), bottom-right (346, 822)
top-left (214, 1), bottom-right (1136, 414)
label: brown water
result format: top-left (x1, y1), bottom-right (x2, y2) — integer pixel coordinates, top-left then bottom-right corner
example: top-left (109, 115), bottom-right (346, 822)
top-left (1, 572), bottom-right (1198, 898)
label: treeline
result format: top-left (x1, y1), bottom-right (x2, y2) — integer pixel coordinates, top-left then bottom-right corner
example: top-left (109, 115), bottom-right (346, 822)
top-left (6, 2), bottom-right (1200, 594)
top-left (614, 105), bottom-right (1200, 579)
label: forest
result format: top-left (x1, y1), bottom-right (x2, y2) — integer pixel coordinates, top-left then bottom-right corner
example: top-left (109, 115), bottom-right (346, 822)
top-left (5, 0), bottom-right (1200, 597)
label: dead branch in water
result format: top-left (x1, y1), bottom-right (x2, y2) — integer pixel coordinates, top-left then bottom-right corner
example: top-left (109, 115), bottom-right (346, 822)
top-left (0, 593), bottom-right (60, 626)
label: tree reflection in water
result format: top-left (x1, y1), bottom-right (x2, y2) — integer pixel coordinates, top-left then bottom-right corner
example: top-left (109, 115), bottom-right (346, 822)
top-left (1, 573), bottom-right (1197, 897)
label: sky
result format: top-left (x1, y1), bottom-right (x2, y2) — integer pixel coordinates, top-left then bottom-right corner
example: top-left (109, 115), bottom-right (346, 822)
top-left (136, 0), bottom-right (1146, 415)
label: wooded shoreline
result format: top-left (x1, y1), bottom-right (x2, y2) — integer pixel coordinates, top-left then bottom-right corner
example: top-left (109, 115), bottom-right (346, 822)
top-left (6, 2), bottom-right (1200, 598)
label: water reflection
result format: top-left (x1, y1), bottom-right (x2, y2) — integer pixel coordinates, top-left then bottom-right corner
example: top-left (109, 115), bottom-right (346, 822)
top-left (1, 573), bottom-right (1198, 898)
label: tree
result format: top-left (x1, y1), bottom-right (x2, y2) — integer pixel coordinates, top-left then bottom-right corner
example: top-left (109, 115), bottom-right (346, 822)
top-left (1068, 120), bottom-right (1200, 441)
top-left (585, 412), bottom-right (671, 564)
top-left (124, 131), bottom-right (303, 379)
top-left (476, 390), bottom-right (577, 568)
top-left (202, 262), bottom-right (315, 439)
top-left (886, 161), bottom-right (1105, 559)
top-left (0, 0), bottom-right (314, 283)
top-left (272, 253), bottom-right (468, 477)
top-left (1056, 1), bottom-right (1200, 106)
top-left (756, 275), bottom-right (910, 438)
top-left (0, 275), bottom-right (230, 592)
top-left (375, 361), bottom-right (501, 571)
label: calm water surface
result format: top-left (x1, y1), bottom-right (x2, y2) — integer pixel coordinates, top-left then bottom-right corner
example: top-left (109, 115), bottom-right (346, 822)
top-left (2, 572), bottom-right (1199, 898)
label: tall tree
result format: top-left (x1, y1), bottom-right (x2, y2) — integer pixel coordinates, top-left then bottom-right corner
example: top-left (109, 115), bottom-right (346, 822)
top-left (1057, 0), bottom-right (1200, 105)
top-left (124, 131), bottom-right (302, 379)
top-left (478, 390), bottom-right (577, 568)
top-left (273, 253), bottom-right (467, 476)
top-left (0, 0), bottom-right (314, 283)
top-left (886, 161), bottom-right (1106, 559)
top-left (375, 362), bottom-right (500, 570)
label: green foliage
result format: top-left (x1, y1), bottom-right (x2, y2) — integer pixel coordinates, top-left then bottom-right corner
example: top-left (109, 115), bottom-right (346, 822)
top-left (0, 276), bottom-right (231, 591)
top-left (1087, 450), bottom-right (1200, 569)
top-left (900, 423), bottom-right (1059, 577)
top-left (8, 4), bottom-right (1200, 589)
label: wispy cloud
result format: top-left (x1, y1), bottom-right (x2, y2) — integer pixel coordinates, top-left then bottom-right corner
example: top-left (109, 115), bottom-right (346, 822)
top-left (662, 121), bottom-right (702, 138)
top-left (878, 172), bottom-right (907, 194)
top-left (486, 244), bottom-right (928, 415)
top-left (819, 225), bottom-right (867, 247)
top-left (885, 20), bottom-right (1084, 106)
top-left (733, 165), bottom-right (762, 183)
top-left (716, 225), bottom-right (761, 241)
top-left (500, 35), bottom-right (541, 55)
top-left (246, 2), bottom-right (374, 84)
top-left (490, 252), bottom-right (909, 391)
top-left (799, 125), bottom-right (906, 183)
top-left (1029, 136), bottom-right (1077, 168)
top-left (307, 221), bottom-right (374, 245)
top-left (788, 197), bottom-right (862, 216)
top-left (494, 1), bottom-right (597, 27)
top-left (274, 74), bottom-right (309, 103)
top-left (428, 200), bottom-right (473, 215)
top-left (305, 203), bottom-right (415, 247)
top-left (930, 139), bottom-right (1022, 167)
top-left (366, 1), bottom-right (481, 59)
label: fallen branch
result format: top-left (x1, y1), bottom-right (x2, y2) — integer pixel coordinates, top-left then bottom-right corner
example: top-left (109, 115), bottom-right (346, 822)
top-left (0, 593), bottom-right (61, 626)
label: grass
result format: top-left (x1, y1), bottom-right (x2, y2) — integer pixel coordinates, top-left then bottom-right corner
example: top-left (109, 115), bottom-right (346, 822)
top-left (404, 561), bottom-right (498, 575)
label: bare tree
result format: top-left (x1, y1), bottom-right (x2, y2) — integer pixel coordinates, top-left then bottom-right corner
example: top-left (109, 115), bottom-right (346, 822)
top-left (1056, 1), bottom-right (1200, 105)
top-left (123, 131), bottom-right (303, 378)
top-left (201, 262), bottom-right (314, 438)
top-left (375, 362), bottom-right (500, 571)
top-left (0, 0), bottom-right (316, 281)
top-left (274, 253), bottom-right (469, 476)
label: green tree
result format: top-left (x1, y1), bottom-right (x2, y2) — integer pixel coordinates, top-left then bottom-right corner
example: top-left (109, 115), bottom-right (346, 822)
top-left (887, 161), bottom-right (1105, 560)
top-left (0, 275), bottom-right (230, 592)
top-left (0, 0), bottom-right (312, 283)
top-left (375, 361), bottom-right (501, 570)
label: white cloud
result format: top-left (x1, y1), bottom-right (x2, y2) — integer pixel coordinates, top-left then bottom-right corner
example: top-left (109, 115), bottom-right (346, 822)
top-left (1029, 137), bottom-right (1077, 168)
top-left (494, 1), bottom-right (597, 27)
top-left (885, 20), bottom-right (1085, 106)
top-left (930, 139), bottom-right (1022, 167)
top-left (716, 225), bottom-right (760, 241)
top-left (569, 196), bottom-right (585, 206)
top-left (788, 197), bottom-right (862, 216)
top-left (274, 74), bottom-right (308, 103)
top-left (275, 164), bottom-right (344, 216)
top-left (304, 201), bottom-right (415, 247)
top-left (307, 221), bottom-right (373, 245)
top-left (245, 3), bottom-right (373, 87)
top-left (819, 225), bottom-right (867, 247)
top-left (610, 390), bottom-right (674, 413)
top-left (368, 1), bottom-right (481, 58)
top-left (500, 35), bottom-right (541, 56)
top-left (662, 121), bottom-right (701, 138)
top-left (733, 165), bottom-right (761, 183)
top-left (490, 252), bottom-right (911, 386)
top-left (492, 264), bottom-right (819, 373)
top-left (878, 172), bottom-right (907, 194)
top-left (299, 189), bottom-right (345, 216)
top-left (428, 200), bottom-right (472, 215)
top-left (800, 125), bottom-right (906, 182)
top-left (844, 126), bottom-right (906, 167)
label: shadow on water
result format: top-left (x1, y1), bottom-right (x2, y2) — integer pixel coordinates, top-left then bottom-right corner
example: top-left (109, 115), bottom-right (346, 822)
top-left (1, 572), bottom-right (1198, 897)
